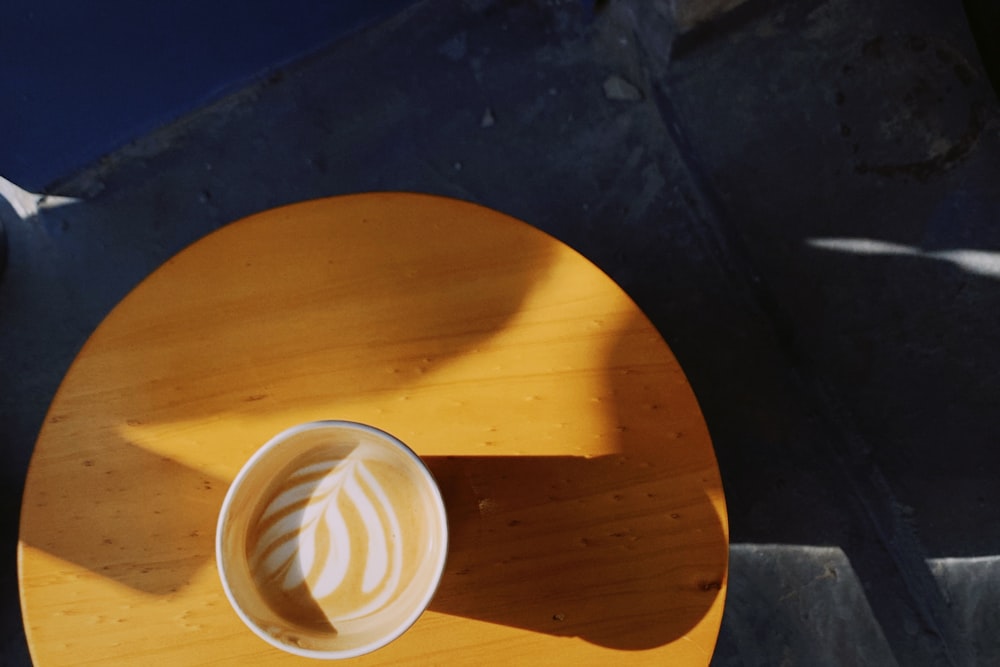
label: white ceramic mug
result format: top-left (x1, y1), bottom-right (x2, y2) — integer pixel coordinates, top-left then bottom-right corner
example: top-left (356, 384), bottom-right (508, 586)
top-left (216, 421), bottom-right (448, 659)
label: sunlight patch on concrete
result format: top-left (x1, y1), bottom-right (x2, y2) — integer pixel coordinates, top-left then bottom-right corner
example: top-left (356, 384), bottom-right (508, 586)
top-left (0, 176), bottom-right (80, 221)
top-left (807, 237), bottom-right (1000, 279)
top-left (726, 543), bottom-right (900, 666)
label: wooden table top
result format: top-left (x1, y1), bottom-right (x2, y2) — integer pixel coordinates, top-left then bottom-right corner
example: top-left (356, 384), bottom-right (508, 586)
top-left (19, 193), bottom-right (728, 665)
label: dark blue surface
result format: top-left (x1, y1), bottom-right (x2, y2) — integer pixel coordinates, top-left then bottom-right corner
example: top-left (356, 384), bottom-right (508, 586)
top-left (0, 0), bottom-right (414, 191)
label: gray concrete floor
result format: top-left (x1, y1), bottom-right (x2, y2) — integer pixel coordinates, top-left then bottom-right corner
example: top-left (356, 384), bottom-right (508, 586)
top-left (3, 0), bottom-right (999, 664)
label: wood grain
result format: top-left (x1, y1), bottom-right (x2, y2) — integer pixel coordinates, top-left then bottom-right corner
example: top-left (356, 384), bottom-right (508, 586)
top-left (19, 193), bottom-right (728, 665)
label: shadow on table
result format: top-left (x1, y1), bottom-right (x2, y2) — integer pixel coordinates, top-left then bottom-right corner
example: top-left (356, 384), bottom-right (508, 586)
top-left (19, 437), bottom-right (225, 595)
top-left (19, 442), bottom-right (724, 652)
top-left (426, 452), bottom-right (725, 651)
top-left (425, 309), bottom-right (726, 651)
top-left (19, 224), bottom-right (726, 652)
top-left (19, 193), bottom-right (561, 597)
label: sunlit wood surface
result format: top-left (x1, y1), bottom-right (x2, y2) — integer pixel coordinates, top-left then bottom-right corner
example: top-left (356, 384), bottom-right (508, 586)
top-left (19, 193), bottom-right (728, 665)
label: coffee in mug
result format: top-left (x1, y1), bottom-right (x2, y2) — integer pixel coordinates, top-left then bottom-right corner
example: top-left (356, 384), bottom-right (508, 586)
top-left (217, 421), bottom-right (448, 659)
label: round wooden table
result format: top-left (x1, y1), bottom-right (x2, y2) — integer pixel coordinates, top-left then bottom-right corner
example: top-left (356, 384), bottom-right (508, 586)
top-left (19, 193), bottom-right (728, 665)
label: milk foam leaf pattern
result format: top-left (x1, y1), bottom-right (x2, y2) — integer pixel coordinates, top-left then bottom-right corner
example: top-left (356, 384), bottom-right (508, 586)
top-left (344, 473), bottom-right (388, 593)
top-left (259, 462), bottom-right (345, 523)
top-left (248, 454), bottom-right (408, 621)
top-left (337, 462), bottom-right (405, 620)
top-left (357, 463), bottom-right (401, 595)
top-left (249, 458), bottom-right (351, 589)
top-left (311, 485), bottom-right (352, 598)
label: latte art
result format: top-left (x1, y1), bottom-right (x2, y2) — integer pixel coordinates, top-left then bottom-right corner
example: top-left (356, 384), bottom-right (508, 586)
top-left (218, 421), bottom-right (447, 658)
top-left (247, 450), bottom-right (419, 625)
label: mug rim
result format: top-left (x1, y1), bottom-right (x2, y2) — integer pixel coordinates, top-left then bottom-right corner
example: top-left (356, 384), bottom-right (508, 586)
top-left (215, 420), bottom-right (449, 659)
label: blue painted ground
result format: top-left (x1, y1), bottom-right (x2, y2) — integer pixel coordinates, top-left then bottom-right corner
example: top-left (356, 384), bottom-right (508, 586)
top-left (1, 0), bottom-right (413, 191)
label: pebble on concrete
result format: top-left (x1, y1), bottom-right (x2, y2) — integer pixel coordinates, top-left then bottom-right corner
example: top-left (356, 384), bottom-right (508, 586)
top-left (603, 75), bottom-right (642, 101)
top-left (481, 107), bottom-right (496, 128)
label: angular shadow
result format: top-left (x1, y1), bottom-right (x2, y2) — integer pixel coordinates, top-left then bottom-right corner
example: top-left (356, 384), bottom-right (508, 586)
top-left (426, 310), bottom-right (727, 651)
top-left (88, 195), bottom-right (559, 429)
top-left (19, 194), bottom-right (557, 593)
top-left (19, 436), bottom-right (224, 595)
top-left (426, 453), bottom-right (725, 650)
